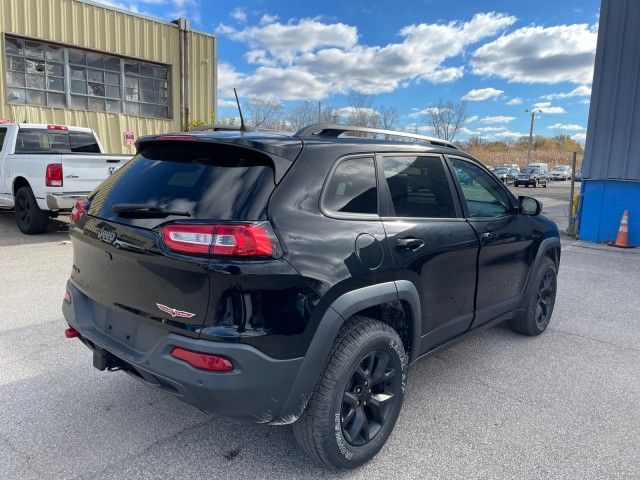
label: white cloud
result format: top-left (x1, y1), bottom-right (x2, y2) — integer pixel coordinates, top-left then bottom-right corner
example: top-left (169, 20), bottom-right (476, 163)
top-left (477, 126), bottom-right (507, 132)
top-left (462, 87), bottom-right (503, 101)
top-left (466, 115), bottom-right (479, 123)
top-left (482, 115), bottom-right (515, 124)
top-left (540, 85), bottom-right (592, 101)
top-left (230, 7), bottom-right (247, 23)
top-left (217, 18), bottom-right (359, 63)
top-left (572, 133), bottom-right (587, 142)
top-left (547, 123), bottom-right (585, 131)
top-left (579, 98), bottom-right (591, 104)
top-left (216, 12), bottom-right (516, 100)
top-left (259, 13), bottom-right (279, 25)
top-left (471, 24), bottom-right (597, 84)
top-left (218, 98), bottom-right (239, 108)
top-left (532, 101), bottom-right (566, 114)
top-left (506, 97), bottom-right (523, 105)
top-left (408, 106), bottom-right (451, 118)
top-left (334, 106), bottom-right (380, 118)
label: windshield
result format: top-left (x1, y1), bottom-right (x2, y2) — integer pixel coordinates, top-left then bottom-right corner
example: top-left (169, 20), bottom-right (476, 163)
top-left (522, 167), bottom-right (540, 174)
top-left (494, 168), bottom-right (509, 174)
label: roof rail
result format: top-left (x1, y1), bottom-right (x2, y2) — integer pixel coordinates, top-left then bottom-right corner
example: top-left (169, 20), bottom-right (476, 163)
top-left (188, 124), bottom-right (249, 132)
top-left (295, 123), bottom-right (458, 149)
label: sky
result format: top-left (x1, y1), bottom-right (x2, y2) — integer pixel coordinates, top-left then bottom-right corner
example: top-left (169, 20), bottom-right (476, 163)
top-left (96, 0), bottom-right (601, 142)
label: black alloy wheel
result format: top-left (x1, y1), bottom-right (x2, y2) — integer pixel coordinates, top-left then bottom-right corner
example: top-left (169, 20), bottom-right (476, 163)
top-left (340, 349), bottom-right (399, 446)
top-left (535, 270), bottom-right (556, 330)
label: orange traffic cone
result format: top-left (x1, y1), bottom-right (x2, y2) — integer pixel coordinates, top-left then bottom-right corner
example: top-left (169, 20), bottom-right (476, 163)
top-left (608, 209), bottom-right (633, 248)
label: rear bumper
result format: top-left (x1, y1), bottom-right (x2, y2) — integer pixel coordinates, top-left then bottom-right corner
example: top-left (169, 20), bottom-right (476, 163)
top-left (45, 192), bottom-right (89, 211)
top-left (62, 281), bottom-right (304, 423)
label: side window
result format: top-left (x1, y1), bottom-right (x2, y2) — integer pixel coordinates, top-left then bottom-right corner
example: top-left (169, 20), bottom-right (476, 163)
top-left (324, 157), bottom-right (378, 215)
top-left (69, 132), bottom-right (100, 153)
top-left (15, 130), bottom-right (51, 153)
top-left (0, 128), bottom-right (7, 152)
top-left (382, 155), bottom-right (456, 218)
top-left (450, 158), bottom-right (511, 218)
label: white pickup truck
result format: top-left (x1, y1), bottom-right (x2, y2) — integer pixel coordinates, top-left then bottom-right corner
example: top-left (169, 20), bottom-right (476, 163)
top-left (0, 123), bottom-right (130, 234)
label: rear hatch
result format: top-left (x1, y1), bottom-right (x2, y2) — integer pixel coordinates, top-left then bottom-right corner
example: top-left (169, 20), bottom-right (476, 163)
top-left (70, 138), bottom-right (289, 334)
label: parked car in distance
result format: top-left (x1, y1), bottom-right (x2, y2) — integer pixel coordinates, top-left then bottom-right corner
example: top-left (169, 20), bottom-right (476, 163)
top-left (492, 167), bottom-right (517, 184)
top-left (550, 165), bottom-right (572, 181)
top-left (574, 170), bottom-right (583, 181)
top-left (502, 163), bottom-right (521, 174)
top-left (0, 123), bottom-right (130, 234)
top-left (514, 165), bottom-right (550, 188)
top-left (62, 123), bottom-right (560, 469)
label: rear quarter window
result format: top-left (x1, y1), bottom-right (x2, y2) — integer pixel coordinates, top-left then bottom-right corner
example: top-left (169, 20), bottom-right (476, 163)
top-left (323, 156), bottom-right (378, 215)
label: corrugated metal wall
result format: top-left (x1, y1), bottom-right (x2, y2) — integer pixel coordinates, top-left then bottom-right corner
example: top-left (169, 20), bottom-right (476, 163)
top-left (0, 0), bottom-right (215, 153)
top-left (582, 0), bottom-right (640, 181)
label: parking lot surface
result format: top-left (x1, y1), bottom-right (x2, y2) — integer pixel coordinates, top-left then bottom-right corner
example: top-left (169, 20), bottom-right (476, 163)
top-left (1, 200), bottom-right (639, 479)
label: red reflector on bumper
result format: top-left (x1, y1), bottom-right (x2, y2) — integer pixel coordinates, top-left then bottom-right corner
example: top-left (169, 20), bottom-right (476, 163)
top-left (64, 327), bottom-right (80, 338)
top-left (170, 347), bottom-right (234, 372)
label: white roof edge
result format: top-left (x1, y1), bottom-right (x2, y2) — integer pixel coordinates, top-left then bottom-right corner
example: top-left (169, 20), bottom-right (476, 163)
top-left (73, 0), bottom-right (215, 39)
top-left (18, 123), bottom-right (93, 132)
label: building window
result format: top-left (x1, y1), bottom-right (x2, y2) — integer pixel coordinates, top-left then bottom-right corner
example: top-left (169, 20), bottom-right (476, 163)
top-left (4, 35), bottom-right (170, 118)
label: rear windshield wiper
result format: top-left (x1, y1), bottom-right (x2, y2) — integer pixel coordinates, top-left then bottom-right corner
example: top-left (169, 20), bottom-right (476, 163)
top-left (112, 204), bottom-right (191, 218)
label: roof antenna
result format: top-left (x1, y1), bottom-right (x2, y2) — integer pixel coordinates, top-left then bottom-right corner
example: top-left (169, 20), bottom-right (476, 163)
top-left (234, 88), bottom-right (246, 131)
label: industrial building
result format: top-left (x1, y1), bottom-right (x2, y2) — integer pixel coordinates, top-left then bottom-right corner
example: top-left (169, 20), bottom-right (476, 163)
top-left (0, 0), bottom-right (216, 153)
top-left (580, 0), bottom-right (639, 246)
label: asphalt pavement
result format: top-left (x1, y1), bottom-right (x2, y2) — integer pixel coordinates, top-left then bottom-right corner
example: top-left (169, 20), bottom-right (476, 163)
top-left (1, 205), bottom-right (639, 480)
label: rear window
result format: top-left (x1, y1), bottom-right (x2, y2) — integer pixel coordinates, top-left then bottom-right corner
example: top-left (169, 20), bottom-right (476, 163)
top-left (88, 142), bottom-right (276, 226)
top-left (0, 128), bottom-right (6, 152)
top-left (14, 129), bottom-right (100, 153)
top-left (382, 155), bottom-right (456, 218)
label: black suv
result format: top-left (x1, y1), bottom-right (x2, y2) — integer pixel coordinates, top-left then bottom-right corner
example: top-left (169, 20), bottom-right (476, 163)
top-left (62, 124), bottom-right (560, 469)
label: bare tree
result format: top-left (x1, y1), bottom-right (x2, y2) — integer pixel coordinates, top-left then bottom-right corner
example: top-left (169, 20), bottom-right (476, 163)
top-left (246, 97), bottom-right (284, 129)
top-left (287, 102), bottom-right (318, 132)
top-left (378, 105), bottom-right (399, 130)
top-left (426, 98), bottom-right (468, 141)
top-left (342, 91), bottom-right (380, 135)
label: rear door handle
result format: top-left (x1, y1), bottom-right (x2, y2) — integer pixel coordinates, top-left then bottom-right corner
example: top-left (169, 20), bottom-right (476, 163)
top-left (481, 231), bottom-right (495, 241)
top-left (396, 238), bottom-right (424, 249)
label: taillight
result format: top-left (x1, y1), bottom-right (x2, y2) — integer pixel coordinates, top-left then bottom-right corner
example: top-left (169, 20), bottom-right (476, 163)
top-left (47, 124), bottom-right (69, 131)
top-left (161, 223), bottom-right (276, 257)
top-left (45, 163), bottom-right (63, 187)
top-left (70, 198), bottom-right (88, 224)
top-left (170, 347), bottom-right (234, 372)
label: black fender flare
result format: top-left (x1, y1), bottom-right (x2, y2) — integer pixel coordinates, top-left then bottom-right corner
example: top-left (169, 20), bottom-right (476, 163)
top-left (272, 280), bottom-right (421, 424)
top-left (523, 236), bottom-right (561, 302)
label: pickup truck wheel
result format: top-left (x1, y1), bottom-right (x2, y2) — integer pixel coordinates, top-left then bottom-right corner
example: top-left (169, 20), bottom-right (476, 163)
top-left (15, 187), bottom-right (49, 234)
top-left (293, 317), bottom-right (407, 469)
top-left (509, 256), bottom-right (557, 335)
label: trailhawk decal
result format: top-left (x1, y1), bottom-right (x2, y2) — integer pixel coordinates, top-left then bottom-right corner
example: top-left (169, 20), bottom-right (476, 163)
top-left (156, 303), bottom-right (196, 319)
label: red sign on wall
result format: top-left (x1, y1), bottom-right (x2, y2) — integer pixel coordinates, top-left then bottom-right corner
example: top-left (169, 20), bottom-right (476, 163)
top-left (124, 131), bottom-right (135, 146)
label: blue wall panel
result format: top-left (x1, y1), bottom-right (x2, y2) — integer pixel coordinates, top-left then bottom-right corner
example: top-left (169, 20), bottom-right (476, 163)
top-left (580, 179), bottom-right (640, 246)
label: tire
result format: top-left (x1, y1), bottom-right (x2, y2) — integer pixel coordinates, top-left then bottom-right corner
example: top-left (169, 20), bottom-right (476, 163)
top-left (293, 317), bottom-right (408, 469)
top-left (15, 186), bottom-right (49, 234)
top-left (509, 256), bottom-right (557, 336)
top-left (543, 181), bottom-right (547, 188)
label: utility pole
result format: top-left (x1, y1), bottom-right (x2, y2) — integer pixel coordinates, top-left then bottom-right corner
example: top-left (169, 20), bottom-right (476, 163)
top-left (525, 109), bottom-right (542, 164)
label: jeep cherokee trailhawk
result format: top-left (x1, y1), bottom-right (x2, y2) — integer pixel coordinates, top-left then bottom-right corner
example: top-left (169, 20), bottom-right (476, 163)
top-left (62, 124), bottom-right (560, 469)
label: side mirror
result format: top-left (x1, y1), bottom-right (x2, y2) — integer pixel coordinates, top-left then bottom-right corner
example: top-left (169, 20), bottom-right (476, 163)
top-left (518, 196), bottom-right (542, 216)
